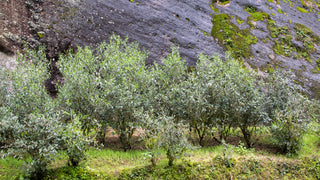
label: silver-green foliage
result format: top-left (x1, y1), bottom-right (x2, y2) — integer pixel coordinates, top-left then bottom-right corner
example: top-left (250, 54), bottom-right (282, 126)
top-left (0, 48), bottom-right (90, 177)
top-left (58, 35), bottom-right (149, 150)
top-left (137, 111), bottom-right (192, 166)
top-left (172, 54), bottom-right (221, 146)
top-left (145, 46), bottom-right (189, 115)
top-left (0, 66), bottom-right (9, 107)
top-left (267, 73), bottom-right (311, 155)
top-left (130, 47), bottom-right (194, 165)
top-left (63, 112), bottom-right (91, 167)
top-left (0, 111), bottom-right (65, 178)
top-left (220, 57), bottom-right (266, 148)
top-left (5, 47), bottom-right (53, 119)
top-left (58, 45), bottom-right (101, 133)
top-left (0, 109), bottom-right (89, 178)
top-left (170, 53), bottom-right (267, 147)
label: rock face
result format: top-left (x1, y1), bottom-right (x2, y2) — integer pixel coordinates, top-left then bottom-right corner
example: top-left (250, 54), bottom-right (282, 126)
top-left (0, 0), bottom-right (30, 54)
top-left (39, 0), bottom-right (224, 65)
top-left (1, 0), bottom-right (320, 98)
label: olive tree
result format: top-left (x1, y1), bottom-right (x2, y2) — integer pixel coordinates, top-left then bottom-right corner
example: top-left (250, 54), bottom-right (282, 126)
top-left (0, 47), bottom-right (55, 146)
top-left (0, 110), bottom-right (90, 178)
top-left (145, 47), bottom-right (189, 116)
top-left (185, 54), bottom-right (266, 146)
top-left (224, 58), bottom-right (266, 148)
top-left (5, 47), bottom-right (53, 119)
top-left (0, 48), bottom-right (90, 178)
top-left (196, 54), bottom-right (267, 148)
top-left (58, 35), bottom-right (149, 151)
top-left (134, 47), bottom-right (193, 165)
top-left (172, 54), bottom-right (220, 146)
top-left (137, 110), bottom-right (192, 166)
top-left (266, 72), bottom-right (311, 154)
top-left (57, 46), bottom-right (101, 135)
top-left (191, 54), bottom-right (235, 144)
top-left (0, 112), bottom-right (65, 179)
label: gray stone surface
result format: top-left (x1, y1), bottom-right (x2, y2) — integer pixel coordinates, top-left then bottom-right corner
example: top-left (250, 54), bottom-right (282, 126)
top-left (1, 0), bottom-right (320, 97)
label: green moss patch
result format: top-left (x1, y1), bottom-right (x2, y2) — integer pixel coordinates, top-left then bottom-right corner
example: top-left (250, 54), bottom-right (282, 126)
top-left (244, 6), bottom-right (270, 29)
top-left (267, 20), bottom-right (289, 38)
top-left (294, 23), bottom-right (320, 61)
top-left (266, 21), bottom-right (320, 63)
top-left (278, 8), bottom-right (284, 14)
top-left (273, 35), bottom-right (295, 57)
top-left (211, 14), bottom-right (257, 59)
top-left (249, 11), bottom-right (270, 21)
top-left (297, 6), bottom-right (309, 13)
top-left (267, 21), bottom-right (296, 58)
top-left (218, 0), bottom-right (230, 5)
top-left (210, 2), bottom-right (219, 13)
top-left (295, 23), bottom-right (320, 44)
top-left (236, 16), bottom-right (244, 24)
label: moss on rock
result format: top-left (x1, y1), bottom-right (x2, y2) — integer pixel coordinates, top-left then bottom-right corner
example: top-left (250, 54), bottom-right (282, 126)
top-left (297, 6), bottom-right (309, 13)
top-left (211, 13), bottom-right (257, 59)
top-left (218, 0), bottom-right (230, 5)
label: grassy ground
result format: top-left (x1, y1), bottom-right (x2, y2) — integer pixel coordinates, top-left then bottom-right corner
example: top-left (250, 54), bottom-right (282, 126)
top-left (1, 129), bottom-right (319, 179)
top-left (0, 157), bottom-right (24, 179)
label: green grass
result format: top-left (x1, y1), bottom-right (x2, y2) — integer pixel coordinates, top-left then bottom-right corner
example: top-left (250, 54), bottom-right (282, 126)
top-left (299, 130), bottom-right (320, 157)
top-left (1, 129), bottom-right (320, 179)
top-left (83, 148), bottom-right (148, 174)
top-left (0, 157), bottom-right (24, 179)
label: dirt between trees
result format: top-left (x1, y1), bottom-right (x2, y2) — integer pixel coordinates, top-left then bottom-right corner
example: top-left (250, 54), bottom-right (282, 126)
top-left (102, 128), bottom-right (282, 154)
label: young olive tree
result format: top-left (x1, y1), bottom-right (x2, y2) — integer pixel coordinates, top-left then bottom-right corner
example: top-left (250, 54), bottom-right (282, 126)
top-left (97, 36), bottom-right (148, 151)
top-left (137, 110), bottom-right (192, 166)
top-left (1, 113), bottom-right (65, 179)
top-left (221, 56), bottom-right (266, 148)
top-left (193, 54), bottom-right (234, 144)
top-left (0, 110), bottom-right (89, 178)
top-left (58, 46), bottom-right (101, 135)
top-left (175, 79), bottom-right (214, 146)
top-left (0, 48), bottom-right (90, 178)
top-left (145, 47), bottom-right (189, 116)
top-left (0, 47), bottom-right (56, 147)
top-left (266, 72), bottom-right (311, 154)
top-left (5, 47), bottom-right (54, 119)
top-left (172, 54), bottom-right (221, 146)
top-left (58, 35), bottom-right (149, 151)
top-left (191, 54), bottom-right (266, 146)
top-left (134, 47), bottom-right (193, 165)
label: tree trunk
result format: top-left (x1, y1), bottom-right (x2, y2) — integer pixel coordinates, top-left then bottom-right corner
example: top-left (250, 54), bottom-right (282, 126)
top-left (167, 150), bottom-right (174, 166)
top-left (151, 154), bottom-right (157, 166)
top-left (195, 125), bottom-right (206, 147)
top-left (119, 132), bottom-right (131, 152)
top-left (241, 127), bottom-right (252, 148)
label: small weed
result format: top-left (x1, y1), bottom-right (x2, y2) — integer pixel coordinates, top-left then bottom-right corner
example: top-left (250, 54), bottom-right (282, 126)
top-left (234, 142), bottom-right (255, 155)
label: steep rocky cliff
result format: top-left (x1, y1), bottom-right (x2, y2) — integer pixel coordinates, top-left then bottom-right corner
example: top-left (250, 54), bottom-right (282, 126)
top-left (1, 0), bottom-right (320, 97)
